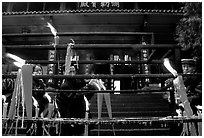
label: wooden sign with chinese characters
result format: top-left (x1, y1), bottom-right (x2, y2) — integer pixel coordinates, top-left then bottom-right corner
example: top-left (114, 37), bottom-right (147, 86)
top-left (48, 50), bottom-right (56, 75)
top-left (141, 42), bottom-right (150, 85)
top-left (47, 50), bottom-right (56, 87)
top-left (78, 2), bottom-right (121, 9)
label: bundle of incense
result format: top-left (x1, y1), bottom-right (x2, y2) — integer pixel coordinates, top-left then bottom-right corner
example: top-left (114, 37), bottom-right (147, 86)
top-left (64, 42), bottom-right (74, 75)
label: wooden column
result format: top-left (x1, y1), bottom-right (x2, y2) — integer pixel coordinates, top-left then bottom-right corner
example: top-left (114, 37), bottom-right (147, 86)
top-left (170, 47), bottom-right (182, 116)
top-left (174, 47), bottom-right (182, 73)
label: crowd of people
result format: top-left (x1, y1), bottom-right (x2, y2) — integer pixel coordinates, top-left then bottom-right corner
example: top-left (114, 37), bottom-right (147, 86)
top-left (2, 57), bottom-right (202, 136)
top-left (30, 64), bottom-right (106, 135)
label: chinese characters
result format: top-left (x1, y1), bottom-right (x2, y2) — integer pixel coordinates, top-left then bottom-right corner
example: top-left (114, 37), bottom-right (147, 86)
top-left (79, 2), bottom-right (120, 9)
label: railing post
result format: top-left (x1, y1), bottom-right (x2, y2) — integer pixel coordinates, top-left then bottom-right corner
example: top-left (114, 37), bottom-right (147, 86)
top-left (169, 89), bottom-right (177, 116)
top-left (174, 47), bottom-right (182, 73)
top-left (170, 46), bottom-right (182, 116)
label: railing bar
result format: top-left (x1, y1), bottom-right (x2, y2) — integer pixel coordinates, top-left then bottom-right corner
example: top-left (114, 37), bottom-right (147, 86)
top-left (3, 44), bottom-right (180, 49)
top-left (32, 89), bottom-right (170, 93)
top-left (25, 60), bottom-right (162, 64)
top-left (2, 117), bottom-right (202, 125)
top-left (2, 32), bottom-right (154, 37)
top-left (3, 73), bottom-right (202, 79)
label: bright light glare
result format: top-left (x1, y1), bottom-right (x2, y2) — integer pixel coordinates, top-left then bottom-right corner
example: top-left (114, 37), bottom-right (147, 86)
top-left (47, 22), bottom-right (57, 36)
top-left (13, 62), bottom-right (23, 68)
top-left (43, 92), bottom-right (52, 103)
top-left (2, 95), bottom-right (6, 103)
top-left (84, 96), bottom-right (90, 111)
top-left (32, 96), bottom-right (39, 108)
top-left (6, 53), bottom-right (25, 65)
top-left (163, 58), bottom-right (178, 77)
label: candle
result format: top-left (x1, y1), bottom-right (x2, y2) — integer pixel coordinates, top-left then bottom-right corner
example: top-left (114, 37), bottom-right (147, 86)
top-left (35, 107), bottom-right (39, 118)
top-left (124, 55), bottom-right (128, 65)
top-left (54, 36), bottom-right (59, 46)
top-left (47, 103), bottom-right (54, 118)
top-left (3, 103), bottom-right (8, 118)
top-left (84, 96), bottom-right (89, 136)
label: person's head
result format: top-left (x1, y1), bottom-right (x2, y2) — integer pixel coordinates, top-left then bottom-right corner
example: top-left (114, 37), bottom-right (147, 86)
top-left (69, 66), bottom-right (76, 75)
top-left (33, 64), bottom-right (43, 75)
top-left (181, 59), bottom-right (196, 74)
top-left (84, 66), bottom-right (95, 83)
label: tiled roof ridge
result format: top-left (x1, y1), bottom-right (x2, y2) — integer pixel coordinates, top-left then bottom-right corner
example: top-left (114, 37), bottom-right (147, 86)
top-left (2, 9), bottom-right (184, 16)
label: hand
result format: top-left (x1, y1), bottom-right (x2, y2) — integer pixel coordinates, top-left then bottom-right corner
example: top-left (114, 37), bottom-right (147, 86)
top-left (165, 78), bottom-right (174, 86)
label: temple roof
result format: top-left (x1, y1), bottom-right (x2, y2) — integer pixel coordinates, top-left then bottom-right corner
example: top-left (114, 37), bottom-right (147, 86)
top-left (2, 9), bottom-right (184, 16)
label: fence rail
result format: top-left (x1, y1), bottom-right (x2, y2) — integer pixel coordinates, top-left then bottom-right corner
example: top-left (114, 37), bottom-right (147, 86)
top-left (3, 44), bottom-right (180, 49)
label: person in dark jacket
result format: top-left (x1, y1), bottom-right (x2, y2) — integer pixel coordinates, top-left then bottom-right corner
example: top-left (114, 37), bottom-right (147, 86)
top-left (56, 66), bottom-right (96, 136)
top-left (166, 59), bottom-right (202, 136)
top-left (27, 64), bottom-right (51, 136)
top-left (32, 64), bottom-right (49, 115)
top-left (181, 59), bottom-right (202, 115)
top-left (165, 59), bottom-right (202, 116)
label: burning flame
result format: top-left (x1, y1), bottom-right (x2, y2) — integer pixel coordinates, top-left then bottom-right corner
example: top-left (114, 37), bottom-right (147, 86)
top-left (163, 58), bottom-right (178, 77)
top-left (89, 79), bottom-right (101, 90)
top-left (43, 92), bottom-right (52, 103)
top-left (6, 53), bottom-right (25, 64)
top-left (32, 96), bottom-right (39, 108)
top-left (69, 39), bottom-right (75, 45)
top-left (196, 105), bottom-right (202, 110)
top-left (84, 96), bottom-right (90, 111)
top-left (47, 22), bottom-right (57, 36)
top-left (2, 95), bottom-right (6, 103)
top-left (13, 62), bottom-right (23, 68)
top-left (99, 79), bottom-right (106, 90)
top-left (6, 53), bottom-right (25, 68)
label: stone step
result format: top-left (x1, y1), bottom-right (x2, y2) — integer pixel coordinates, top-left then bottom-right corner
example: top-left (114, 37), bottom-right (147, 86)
top-left (89, 128), bottom-right (170, 136)
top-left (90, 111), bottom-right (171, 118)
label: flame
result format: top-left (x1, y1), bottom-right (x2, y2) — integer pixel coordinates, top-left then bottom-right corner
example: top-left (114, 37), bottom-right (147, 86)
top-left (163, 58), bottom-right (178, 77)
top-left (6, 53), bottom-right (25, 65)
top-left (6, 53), bottom-right (25, 68)
top-left (2, 95), bottom-right (6, 103)
top-left (69, 39), bottom-right (75, 45)
top-left (84, 96), bottom-right (90, 111)
top-left (99, 79), bottom-right (106, 90)
top-left (89, 79), bottom-right (101, 90)
top-left (196, 105), bottom-right (202, 110)
top-left (43, 92), bottom-right (52, 103)
top-left (32, 96), bottom-right (39, 108)
top-left (13, 62), bottom-right (23, 68)
top-left (47, 22), bottom-right (57, 36)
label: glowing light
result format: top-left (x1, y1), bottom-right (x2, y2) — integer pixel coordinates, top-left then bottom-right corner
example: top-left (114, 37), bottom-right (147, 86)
top-left (6, 53), bottom-right (25, 65)
top-left (2, 95), bottom-right (6, 103)
top-left (163, 58), bottom-right (178, 77)
top-left (47, 22), bottom-right (57, 36)
top-left (196, 105), bottom-right (202, 110)
top-left (99, 79), bottom-right (106, 90)
top-left (32, 96), bottom-right (39, 108)
top-left (13, 62), bottom-right (23, 68)
top-left (6, 53), bottom-right (25, 68)
top-left (43, 92), bottom-right (52, 103)
top-left (84, 96), bottom-right (90, 111)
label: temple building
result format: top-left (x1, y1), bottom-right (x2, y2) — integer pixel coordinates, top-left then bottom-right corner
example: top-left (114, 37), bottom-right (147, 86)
top-left (2, 2), bottom-right (202, 136)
